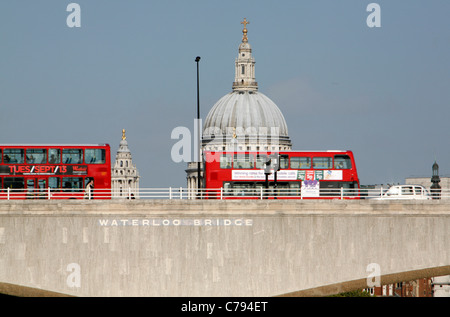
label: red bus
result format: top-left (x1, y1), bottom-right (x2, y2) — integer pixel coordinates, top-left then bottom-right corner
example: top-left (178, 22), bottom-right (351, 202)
top-left (0, 144), bottom-right (111, 199)
top-left (204, 150), bottom-right (360, 199)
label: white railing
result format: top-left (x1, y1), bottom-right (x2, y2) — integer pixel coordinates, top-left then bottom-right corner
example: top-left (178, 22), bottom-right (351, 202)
top-left (1, 187), bottom-right (449, 200)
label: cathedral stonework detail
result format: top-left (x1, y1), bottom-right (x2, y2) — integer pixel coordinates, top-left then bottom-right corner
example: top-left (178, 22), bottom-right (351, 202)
top-left (112, 129), bottom-right (140, 199)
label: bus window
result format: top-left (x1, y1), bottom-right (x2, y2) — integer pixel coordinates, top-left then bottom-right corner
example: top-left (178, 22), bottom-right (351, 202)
top-left (290, 157), bottom-right (311, 169)
top-left (38, 179), bottom-right (46, 190)
top-left (320, 181), bottom-right (358, 196)
top-left (49, 149), bottom-right (61, 164)
top-left (233, 183), bottom-right (252, 196)
top-left (220, 154), bottom-right (232, 169)
top-left (233, 154), bottom-right (254, 169)
top-left (255, 155), bottom-right (267, 169)
top-left (84, 177), bottom-right (94, 188)
top-left (63, 149), bottom-right (83, 164)
top-left (313, 157), bottom-right (332, 169)
top-left (271, 182), bottom-right (301, 197)
top-left (4, 177), bottom-right (25, 189)
top-left (49, 177), bottom-right (61, 189)
top-left (223, 182), bottom-right (232, 196)
top-left (0, 149), bottom-right (2, 163)
top-left (62, 177), bottom-right (83, 192)
top-left (223, 182), bottom-right (256, 196)
top-left (85, 149), bottom-right (106, 164)
top-left (280, 155), bottom-right (289, 169)
top-left (3, 149), bottom-right (24, 164)
top-left (288, 182), bottom-right (301, 196)
top-left (26, 179), bottom-right (35, 199)
top-left (334, 155), bottom-right (352, 169)
top-left (26, 149), bottom-right (47, 164)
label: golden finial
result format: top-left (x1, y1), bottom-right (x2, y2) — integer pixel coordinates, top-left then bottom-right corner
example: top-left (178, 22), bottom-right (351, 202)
top-left (122, 129), bottom-right (126, 140)
top-left (241, 18), bottom-right (249, 43)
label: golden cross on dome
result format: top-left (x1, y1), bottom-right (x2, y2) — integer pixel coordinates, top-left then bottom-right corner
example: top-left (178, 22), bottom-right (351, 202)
top-left (241, 18), bottom-right (249, 43)
top-left (241, 18), bottom-right (249, 29)
top-left (122, 129), bottom-right (126, 140)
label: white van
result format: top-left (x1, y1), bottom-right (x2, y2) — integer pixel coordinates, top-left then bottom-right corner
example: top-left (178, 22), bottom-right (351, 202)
top-left (375, 185), bottom-right (432, 200)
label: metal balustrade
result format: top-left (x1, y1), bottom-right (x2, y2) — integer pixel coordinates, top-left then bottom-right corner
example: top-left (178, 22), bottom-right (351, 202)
top-left (0, 187), bottom-right (449, 200)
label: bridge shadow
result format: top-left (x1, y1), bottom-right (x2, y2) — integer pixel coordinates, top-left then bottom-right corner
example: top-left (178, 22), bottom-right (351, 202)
top-left (278, 265), bottom-right (450, 297)
top-left (0, 282), bottom-right (73, 297)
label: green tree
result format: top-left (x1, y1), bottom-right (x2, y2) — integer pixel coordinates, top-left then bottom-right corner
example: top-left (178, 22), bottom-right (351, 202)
top-left (329, 289), bottom-right (374, 297)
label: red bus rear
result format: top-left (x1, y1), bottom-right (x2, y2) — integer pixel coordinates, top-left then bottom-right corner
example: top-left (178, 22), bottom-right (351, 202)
top-left (0, 144), bottom-right (111, 199)
top-left (204, 150), bottom-right (360, 199)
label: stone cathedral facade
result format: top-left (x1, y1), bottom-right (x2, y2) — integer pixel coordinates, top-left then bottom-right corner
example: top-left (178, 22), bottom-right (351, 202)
top-left (111, 129), bottom-right (140, 198)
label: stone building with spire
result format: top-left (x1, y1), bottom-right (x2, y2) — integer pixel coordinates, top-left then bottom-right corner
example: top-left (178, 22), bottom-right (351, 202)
top-left (186, 19), bottom-right (292, 195)
top-left (111, 129), bottom-right (140, 198)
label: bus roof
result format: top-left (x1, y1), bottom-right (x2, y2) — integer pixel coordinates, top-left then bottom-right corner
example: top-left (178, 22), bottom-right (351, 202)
top-left (0, 144), bottom-right (110, 147)
top-left (204, 150), bottom-right (351, 153)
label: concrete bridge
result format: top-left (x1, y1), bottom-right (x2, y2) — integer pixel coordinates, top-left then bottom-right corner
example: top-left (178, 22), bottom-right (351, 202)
top-left (0, 199), bottom-right (449, 297)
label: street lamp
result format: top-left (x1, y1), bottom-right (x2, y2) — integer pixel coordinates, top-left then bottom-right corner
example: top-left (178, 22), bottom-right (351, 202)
top-left (195, 56), bottom-right (201, 196)
top-left (431, 161), bottom-right (441, 199)
top-left (263, 153), bottom-right (280, 199)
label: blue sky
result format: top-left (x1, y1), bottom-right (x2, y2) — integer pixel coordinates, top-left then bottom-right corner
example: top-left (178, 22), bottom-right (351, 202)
top-left (1, 1), bottom-right (449, 188)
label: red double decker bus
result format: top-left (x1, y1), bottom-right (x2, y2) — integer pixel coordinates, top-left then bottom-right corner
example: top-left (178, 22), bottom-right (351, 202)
top-left (204, 150), bottom-right (360, 199)
top-left (0, 144), bottom-right (111, 199)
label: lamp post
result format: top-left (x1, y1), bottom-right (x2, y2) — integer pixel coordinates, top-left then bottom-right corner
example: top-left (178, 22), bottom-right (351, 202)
top-left (263, 153), bottom-right (280, 199)
top-left (264, 156), bottom-right (271, 199)
top-left (431, 161), bottom-right (441, 199)
top-left (195, 56), bottom-right (201, 196)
